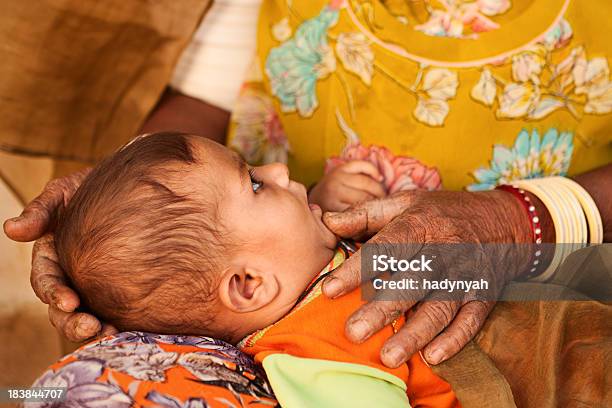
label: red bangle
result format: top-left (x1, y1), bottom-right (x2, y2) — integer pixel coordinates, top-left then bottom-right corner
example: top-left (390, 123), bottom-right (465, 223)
top-left (496, 184), bottom-right (543, 279)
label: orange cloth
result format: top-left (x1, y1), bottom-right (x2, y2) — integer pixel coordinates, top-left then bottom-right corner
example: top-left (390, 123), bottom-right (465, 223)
top-left (240, 249), bottom-right (460, 407)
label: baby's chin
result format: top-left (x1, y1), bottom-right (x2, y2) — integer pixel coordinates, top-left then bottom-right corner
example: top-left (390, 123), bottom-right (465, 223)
top-left (309, 203), bottom-right (339, 249)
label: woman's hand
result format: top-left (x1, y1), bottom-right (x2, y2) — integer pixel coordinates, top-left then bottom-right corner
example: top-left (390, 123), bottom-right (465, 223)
top-left (3, 169), bottom-right (117, 342)
top-left (308, 161), bottom-right (386, 212)
top-left (322, 189), bottom-right (533, 367)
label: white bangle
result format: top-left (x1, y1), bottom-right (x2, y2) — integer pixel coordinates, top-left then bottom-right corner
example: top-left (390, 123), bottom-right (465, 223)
top-left (512, 176), bottom-right (593, 281)
top-left (551, 176), bottom-right (603, 244)
top-left (535, 178), bottom-right (589, 280)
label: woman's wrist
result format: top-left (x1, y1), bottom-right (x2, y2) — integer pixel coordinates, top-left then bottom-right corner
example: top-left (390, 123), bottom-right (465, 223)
top-left (495, 186), bottom-right (556, 280)
top-left (485, 189), bottom-right (546, 281)
top-left (484, 189), bottom-right (533, 243)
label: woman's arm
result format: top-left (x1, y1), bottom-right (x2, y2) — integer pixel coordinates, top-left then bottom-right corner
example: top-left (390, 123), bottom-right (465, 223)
top-left (140, 87), bottom-right (230, 145)
top-left (573, 164), bottom-right (612, 242)
top-left (321, 163), bottom-right (611, 368)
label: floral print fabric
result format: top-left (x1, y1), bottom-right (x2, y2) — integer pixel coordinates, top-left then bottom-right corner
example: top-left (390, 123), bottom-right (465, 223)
top-left (263, 3), bottom-right (611, 128)
top-left (413, 0), bottom-right (512, 39)
top-left (468, 128), bottom-right (573, 190)
top-left (266, 6), bottom-right (339, 117)
top-left (225, 0), bottom-right (611, 191)
top-left (28, 332), bottom-right (277, 408)
top-left (326, 142), bottom-right (443, 192)
top-left (327, 111), bottom-right (442, 191)
top-left (471, 21), bottom-right (612, 121)
top-left (230, 85), bottom-right (291, 165)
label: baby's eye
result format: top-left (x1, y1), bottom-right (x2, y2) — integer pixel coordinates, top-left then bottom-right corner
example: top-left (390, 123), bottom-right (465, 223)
top-left (249, 168), bottom-right (264, 193)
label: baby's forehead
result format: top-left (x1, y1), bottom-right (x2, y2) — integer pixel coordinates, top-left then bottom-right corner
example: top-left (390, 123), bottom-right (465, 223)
top-left (189, 136), bottom-right (244, 173)
top-left (181, 136), bottom-right (243, 194)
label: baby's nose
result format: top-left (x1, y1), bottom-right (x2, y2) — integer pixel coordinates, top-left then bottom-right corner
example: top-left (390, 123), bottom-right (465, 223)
top-left (260, 163), bottom-right (290, 187)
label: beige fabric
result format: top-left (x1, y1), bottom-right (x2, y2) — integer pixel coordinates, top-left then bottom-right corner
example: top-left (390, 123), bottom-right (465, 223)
top-left (171, 0), bottom-right (263, 111)
top-left (0, 0), bottom-right (211, 162)
top-left (0, 176), bottom-right (62, 390)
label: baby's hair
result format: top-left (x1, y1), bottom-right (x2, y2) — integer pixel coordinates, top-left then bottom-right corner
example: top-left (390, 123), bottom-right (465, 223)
top-left (56, 132), bottom-right (224, 334)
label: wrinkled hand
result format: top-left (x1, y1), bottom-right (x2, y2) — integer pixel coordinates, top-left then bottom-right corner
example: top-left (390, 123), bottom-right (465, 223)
top-left (322, 189), bottom-right (532, 367)
top-left (309, 161), bottom-right (386, 212)
top-left (3, 169), bottom-right (117, 342)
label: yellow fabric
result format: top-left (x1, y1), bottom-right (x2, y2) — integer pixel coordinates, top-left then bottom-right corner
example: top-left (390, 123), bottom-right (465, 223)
top-left (228, 0), bottom-right (612, 190)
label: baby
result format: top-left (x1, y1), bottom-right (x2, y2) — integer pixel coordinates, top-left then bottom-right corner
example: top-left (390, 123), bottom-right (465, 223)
top-left (56, 132), bottom-right (457, 407)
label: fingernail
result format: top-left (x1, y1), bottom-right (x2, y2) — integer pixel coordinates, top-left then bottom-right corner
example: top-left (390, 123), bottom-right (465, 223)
top-left (3, 217), bottom-right (19, 229)
top-left (77, 321), bottom-right (94, 337)
top-left (349, 319), bottom-right (372, 341)
top-left (322, 276), bottom-right (343, 298)
top-left (426, 348), bottom-right (446, 365)
top-left (51, 293), bottom-right (68, 312)
top-left (383, 347), bottom-right (407, 367)
top-left (56, 300), bottom-right (68, 312)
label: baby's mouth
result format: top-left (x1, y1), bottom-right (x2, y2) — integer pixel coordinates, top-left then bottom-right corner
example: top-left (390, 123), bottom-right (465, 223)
top-left (309, 203), bottom-right (339, 247)
top-left (308, 203), bottom-right (321, 213)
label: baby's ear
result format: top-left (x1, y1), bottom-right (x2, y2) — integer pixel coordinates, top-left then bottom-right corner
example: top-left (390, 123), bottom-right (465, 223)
top-left (218, 265), bottom-right (279, 313)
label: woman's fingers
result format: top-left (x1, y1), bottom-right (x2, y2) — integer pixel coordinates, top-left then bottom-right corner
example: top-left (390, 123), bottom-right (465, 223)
top-left (381, 301), bottom-right (460, 368)
top-left (3, 168), bottom-right (91, 242)
top-left (48, 306), bottom-right (102, 343)
top-left (323, 216), bottom-right (423, 299)
top-left (4, 189), bottom-right (60, 242)
top-left (421, 300), bottom-right (494, 365)
top-left (322, 248), bottom-right (364, 299)
top-left (98, 324), bottom-right (119, 339)
top-left (31, 234), bottom-right (79, 311)
top-left (340, 160), bottom-right (383, 181)
top-left (345, 299), bottom-right (409, 344)
top-left (323, 190), bottom-right (418, 238)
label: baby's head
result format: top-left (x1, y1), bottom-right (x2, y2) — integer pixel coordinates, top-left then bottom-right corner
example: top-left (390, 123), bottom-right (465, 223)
top-left (56, 132), bottom-right (337, 342)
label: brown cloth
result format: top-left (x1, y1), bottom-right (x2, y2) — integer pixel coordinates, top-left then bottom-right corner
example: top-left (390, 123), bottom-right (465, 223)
top-left (0, 0), bottom-right (210, 162)
top-left (478, 292), bottom-right (610, 407)
top-left (434, 281), bottom-right (611, 408)
top-left (433, 245), bottom-right (612, 407)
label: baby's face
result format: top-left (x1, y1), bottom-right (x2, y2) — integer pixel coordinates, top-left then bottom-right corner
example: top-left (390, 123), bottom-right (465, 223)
top-left (188, 137), bottom-right (338, 305)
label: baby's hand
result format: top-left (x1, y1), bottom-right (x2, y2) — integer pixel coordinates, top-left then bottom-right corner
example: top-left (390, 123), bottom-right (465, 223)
top-left (309, 161), bottom-right (386, 212)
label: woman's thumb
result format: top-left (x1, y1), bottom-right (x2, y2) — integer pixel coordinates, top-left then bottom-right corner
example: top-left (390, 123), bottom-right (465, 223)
top-left (323, 192), bottom-right (417, 238)
top-left (323, 207), bottom-right (369, 238)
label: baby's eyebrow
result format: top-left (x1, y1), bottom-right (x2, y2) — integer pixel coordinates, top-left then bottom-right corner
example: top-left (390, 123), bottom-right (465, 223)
top-left (231, 152), bottom-right (248, 188)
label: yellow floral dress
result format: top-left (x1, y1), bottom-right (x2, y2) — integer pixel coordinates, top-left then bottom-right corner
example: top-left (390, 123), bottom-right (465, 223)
top-left (228, 0), bottom-right (612, 191)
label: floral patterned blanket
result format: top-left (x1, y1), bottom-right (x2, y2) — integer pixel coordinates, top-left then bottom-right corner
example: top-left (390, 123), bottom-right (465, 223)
top-left (28, 332), bottom-right (277, 407)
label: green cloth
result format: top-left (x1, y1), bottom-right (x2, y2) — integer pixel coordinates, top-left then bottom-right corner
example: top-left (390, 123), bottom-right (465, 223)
top-left (262, 353), bottom-right (410, 408)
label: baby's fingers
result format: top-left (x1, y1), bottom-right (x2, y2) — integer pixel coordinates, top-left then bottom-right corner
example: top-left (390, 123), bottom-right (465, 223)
top-left (340, 161), bottom-right (383, 182)
top-left (341, 174), bottom-right (386, 199)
